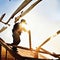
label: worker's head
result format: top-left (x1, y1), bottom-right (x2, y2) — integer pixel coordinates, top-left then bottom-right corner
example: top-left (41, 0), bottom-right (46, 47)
top-left (21, 19), bottom-right (27, 24)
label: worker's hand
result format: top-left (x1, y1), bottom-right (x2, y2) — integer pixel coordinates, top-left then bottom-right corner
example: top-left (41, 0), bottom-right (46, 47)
top-left (28, 30), bottom-right (30, 34)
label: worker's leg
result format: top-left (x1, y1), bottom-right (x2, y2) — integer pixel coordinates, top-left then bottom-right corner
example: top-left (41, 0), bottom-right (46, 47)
top-left (12, 39), bottom-right (21, 52)
top-left (12, 46), bottom-right (17, 52)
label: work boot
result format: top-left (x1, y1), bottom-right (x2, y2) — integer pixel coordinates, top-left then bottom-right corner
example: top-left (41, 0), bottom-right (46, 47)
top-left (12, 47), bottom-right (18, 52)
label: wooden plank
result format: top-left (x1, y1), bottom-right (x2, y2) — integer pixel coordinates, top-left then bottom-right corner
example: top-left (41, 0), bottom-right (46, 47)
top-left (0, 44), bottom-right (2, 60)
top-left (0, 38), bottom-right (42, 59)
top-left (5, 0), bottom-right (32, 24)
top-left (28, 30), bottom-right (32, 50)
top-left (36, 30), bottom-right (60, 52)
top-left (7, 43), bottom-right (60, 58)
top-left (15, 0), bottom-right (42, 23)
top-left (0, 13), bottom-right (6, 22)
top-left (0, 27), bottom-right (7, 33)
top-left (0, 38), bottom-right (23, 60)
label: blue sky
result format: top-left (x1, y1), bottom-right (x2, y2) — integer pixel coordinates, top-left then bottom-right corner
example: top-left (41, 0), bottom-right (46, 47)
top-left (0, 0), bottom-right (60, 22)
top-left (0, 0), bottom-right (60, 59)
top-left (0, 0), bottom-right (23, 21)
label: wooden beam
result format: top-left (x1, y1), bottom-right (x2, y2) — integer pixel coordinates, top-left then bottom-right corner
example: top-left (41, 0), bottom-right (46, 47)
top-left (15, 0), bottom-right (42, 23)
top-left (0, 38), bottom-right (24, 60)
top-left (28, 30), bottom-right (32, 50)
top-left (36, 30), bottom-right (60, 52)
top-left (0, 38), bottom-right (42, 59)
top-left (0, 44), bottom-right (2, 60)
top-left (5, 0), bottom-right (32, 24)
top-left (0, 13), bottom-right (6, 22)
top-left (7, 43), bottom-right (60, 58)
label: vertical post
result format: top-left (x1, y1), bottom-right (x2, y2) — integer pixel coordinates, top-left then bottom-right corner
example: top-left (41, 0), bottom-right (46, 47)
top-left (29, 30), bottom-right (32, 50)
top-left (5, 49), bottom-right (7, 60)
top-left (34, 51), bottom-right (38, 58)
top-left (15, 57), bottom-right (16, 60)
top-left (0, 44), bottom-right (2, 60)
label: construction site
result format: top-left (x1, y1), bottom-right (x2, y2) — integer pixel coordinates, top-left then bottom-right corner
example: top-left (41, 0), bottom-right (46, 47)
top-left (0, 0), bottom-right (60, 60)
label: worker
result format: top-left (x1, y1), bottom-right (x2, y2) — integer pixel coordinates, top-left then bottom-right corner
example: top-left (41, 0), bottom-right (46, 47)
top-left (12, 19), bottom-right (29, 52)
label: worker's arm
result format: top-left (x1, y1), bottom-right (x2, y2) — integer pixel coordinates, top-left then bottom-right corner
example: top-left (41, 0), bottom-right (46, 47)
top-left (22, 27), bottom-right (30, 33)
top-left (22, 23), bottom-right (30, 33)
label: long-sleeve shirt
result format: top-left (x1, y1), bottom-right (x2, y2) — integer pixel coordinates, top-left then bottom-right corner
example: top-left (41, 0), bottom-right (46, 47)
top-left (12, 31), bottom-right (21, 45)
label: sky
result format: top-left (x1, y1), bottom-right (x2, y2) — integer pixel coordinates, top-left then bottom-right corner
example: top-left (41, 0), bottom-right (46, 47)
top-left (0, 0), bottom-right (60, 59)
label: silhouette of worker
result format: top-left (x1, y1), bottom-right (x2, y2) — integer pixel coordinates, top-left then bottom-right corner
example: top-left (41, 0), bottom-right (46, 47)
top-left (12, 19), bottom-right (29, 52)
